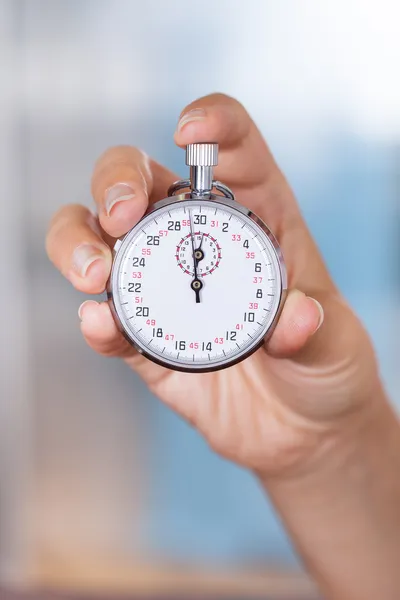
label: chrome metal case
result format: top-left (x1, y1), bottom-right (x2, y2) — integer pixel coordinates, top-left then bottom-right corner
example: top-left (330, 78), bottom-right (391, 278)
top-left (107, 191), bottom-right (287, 373)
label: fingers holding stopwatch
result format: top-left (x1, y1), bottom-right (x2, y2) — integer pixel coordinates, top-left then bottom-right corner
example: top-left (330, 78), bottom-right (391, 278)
top-left (266, 289), bottom-right (324, 359)
top-left (78, 300), bottom-right (136, 358)
top-left (174, 93), bottom-right (270, 188)
top-left (46, 204), bottom-right (112, 294)
top-left (91, 146), bottom-right (178, 238)
top-left (174, 93), bottom-right (298, 219)
top-left (174, 93), bottom-right (334, 295)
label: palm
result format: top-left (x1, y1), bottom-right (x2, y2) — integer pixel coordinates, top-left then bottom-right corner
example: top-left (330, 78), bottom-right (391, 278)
top-left (123, 197), bottom-right (376, 473)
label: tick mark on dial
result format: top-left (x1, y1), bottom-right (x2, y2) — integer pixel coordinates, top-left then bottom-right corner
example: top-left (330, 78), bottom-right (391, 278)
top-left (257, 321), bottom-right (263, 326)
top-left (177, 352), bottom-right (180, 359)
top-left (168, 211), bottom-right (171, 217)
top-left (222, 349), bottom-right (226, 356)
top-left (128, 316), bottom-right (134, 320)
top-left (263, 308), bottom-right (270, 312)
top-left (229, 215), bottom-right (232, 220)
top-left (121, 302), bottom-right (128, 305)
top-left (162, 347), bottom-right (166, 353)
top-left (236, 342), bottom-right (240, 349)
top-left (247, 333), bottom-right (253, 338)
top-left (149, 339), bottom-right (153, 344)
top-left (268, 294), bottom-right (274, 296)
top-left (208, 353), bottom-right (211, 360)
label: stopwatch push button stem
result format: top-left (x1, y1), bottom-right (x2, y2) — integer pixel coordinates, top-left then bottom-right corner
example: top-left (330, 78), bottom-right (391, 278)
top-left (186, 143), bottom-right (218, 197)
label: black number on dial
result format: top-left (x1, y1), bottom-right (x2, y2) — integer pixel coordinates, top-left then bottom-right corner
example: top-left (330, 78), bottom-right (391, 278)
top-left (225, 331), bottom-right (237, 341)
top-left (147, 235), bottom-right (160, 245)
top-left (202, 342), bottom-right (212, 351)
top-left (168, 221), bottom-right (181, 231)
top-left (133, 257), bottom-right (145, 267)
top-left (128, 282), bottom-right (141, 292)
top-left (244, 312), bottom-right (255, 322)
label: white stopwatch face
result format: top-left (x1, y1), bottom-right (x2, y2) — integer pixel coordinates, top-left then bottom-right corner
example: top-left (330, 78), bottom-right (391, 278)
top-left (109, 195), bottom-right (286, 372)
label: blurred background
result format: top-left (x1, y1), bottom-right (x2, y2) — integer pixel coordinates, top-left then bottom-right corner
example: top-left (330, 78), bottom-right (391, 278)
top-left (1, 0), bottom-right (399, 598)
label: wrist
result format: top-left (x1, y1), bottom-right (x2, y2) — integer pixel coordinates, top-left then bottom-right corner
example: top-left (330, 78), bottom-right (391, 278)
top-left (258, 389), bottom-right (400, 600)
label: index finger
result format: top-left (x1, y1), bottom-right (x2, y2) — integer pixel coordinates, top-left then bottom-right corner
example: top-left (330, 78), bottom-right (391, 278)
top-left (91, 146), bottom-right (178, 238)
top-left (174, 93), bottom-right (287, 194)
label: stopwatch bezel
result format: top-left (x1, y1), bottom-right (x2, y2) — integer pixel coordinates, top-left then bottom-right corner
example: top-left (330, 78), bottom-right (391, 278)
top-left (107, 192), bottom-right (287, 373)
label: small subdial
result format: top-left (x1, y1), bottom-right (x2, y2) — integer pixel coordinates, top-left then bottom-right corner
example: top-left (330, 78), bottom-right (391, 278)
top-left (176, 232), bottom-right (222, 277)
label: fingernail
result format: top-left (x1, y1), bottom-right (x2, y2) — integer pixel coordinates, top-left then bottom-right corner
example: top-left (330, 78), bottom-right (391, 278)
top-left (104, 183), bottom-right (135, 216)
top-left (72, 244), bottom-right (105, 278)
top-left (177, 108), bottom-right (206, 132)
top-left (78, 300), bottom-right (99, 321)
top-left (308, 297), bottom-right (324, 332)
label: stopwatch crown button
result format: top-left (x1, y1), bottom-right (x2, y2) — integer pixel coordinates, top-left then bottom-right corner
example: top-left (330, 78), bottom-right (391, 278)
top-left (186, 143), bottom-right (218, 167)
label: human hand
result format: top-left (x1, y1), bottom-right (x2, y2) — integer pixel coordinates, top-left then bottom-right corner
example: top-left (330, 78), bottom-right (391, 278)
top-left (46, 93), bottom-right (384, 479)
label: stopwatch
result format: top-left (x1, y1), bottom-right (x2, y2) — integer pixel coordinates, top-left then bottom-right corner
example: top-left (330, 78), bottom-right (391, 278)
top-left (108, 143), bottom-right (287, 372)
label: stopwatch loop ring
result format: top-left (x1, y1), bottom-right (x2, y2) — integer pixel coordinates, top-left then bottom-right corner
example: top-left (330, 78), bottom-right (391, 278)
top-left (168, 179), bottom-right (235, 201)
top-left (213, 181), bottom-right (235, 201)
top-left (167, 179), bottom-right (191, 196)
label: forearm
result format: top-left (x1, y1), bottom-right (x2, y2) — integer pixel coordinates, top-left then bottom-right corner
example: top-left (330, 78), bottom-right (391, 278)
top-left (262, 394), bottom-right (400, 600)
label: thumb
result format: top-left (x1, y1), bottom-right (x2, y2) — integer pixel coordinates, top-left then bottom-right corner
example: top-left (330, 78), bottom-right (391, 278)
top-left (267, 288), bottom-right (366, 371)
top-left (266, 288), bottom-right (324, 360)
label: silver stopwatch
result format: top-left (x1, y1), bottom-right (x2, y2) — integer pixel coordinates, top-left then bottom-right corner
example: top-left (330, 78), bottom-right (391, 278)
top-left (108, 143), bottom-right (287, 372)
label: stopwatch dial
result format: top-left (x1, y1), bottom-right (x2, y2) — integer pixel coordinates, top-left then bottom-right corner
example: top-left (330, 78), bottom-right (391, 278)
top-left (176, 232), bottom-right (221, 277)
top-left (110, 199), bottom-right (285, 371)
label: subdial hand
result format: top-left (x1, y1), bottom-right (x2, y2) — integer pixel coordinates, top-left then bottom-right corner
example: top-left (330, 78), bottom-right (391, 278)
top-left (194, 233), bottom-right (205, 263)
top-left (189, 210), bottom-right (203, 303)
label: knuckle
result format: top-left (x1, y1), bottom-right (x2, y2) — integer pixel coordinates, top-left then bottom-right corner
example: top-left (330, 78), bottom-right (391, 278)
top-left (211, 92), bottom-right (244, 108)
top-left (209, 92), bottom-right (248, 117)
top-left (45, 204), bottom-right (93, 258)
top-left (91, 145), bottom-right (150, 196)
top-left (182, 92), bottom-right (247, 118)
top-left (45, 205), bottom-right (70, 255)
top-left (93, 145), bottom-right (145, 175)
top-left (47, 204), bottom-right (88, 235)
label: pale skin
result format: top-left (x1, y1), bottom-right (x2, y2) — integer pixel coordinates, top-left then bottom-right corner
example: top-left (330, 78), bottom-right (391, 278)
top-left (46, 94), bottom-right (400, 600)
